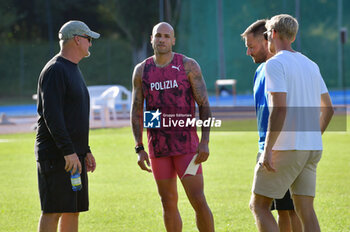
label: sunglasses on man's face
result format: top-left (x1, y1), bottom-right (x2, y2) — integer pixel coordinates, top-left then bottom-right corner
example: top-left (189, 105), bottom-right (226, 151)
top-left (74, 34), bottom-right (92, 43)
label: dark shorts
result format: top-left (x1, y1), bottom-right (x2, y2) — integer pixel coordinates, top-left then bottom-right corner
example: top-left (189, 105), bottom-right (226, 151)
top-left (37, 156), bottom-right (89, 213)
top-left (271, 189), bottom-right (294, 211)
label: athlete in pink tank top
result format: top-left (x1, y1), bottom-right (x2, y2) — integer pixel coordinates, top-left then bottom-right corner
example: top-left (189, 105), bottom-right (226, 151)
top-left (142, 53), bottom-right (199, 158)
top-left (131, 22), bottom-right (214, 231)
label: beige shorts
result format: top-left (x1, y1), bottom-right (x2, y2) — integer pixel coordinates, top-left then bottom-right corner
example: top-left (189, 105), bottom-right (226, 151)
top-left (252, 150), bottom-right (322, 199)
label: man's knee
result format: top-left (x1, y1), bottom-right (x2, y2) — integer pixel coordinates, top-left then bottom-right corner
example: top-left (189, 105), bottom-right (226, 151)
top-left (160, 192), bottom-right (178, 210)
top-left (249, 195), bottom-right (259, 213)
top-left (292, 195), bottom-right (315, 216)
top-left (249, 193), bottom-right (272, 214)
top-left (188, 191), bottom-right (207, 210)
top-left (249, 197), bottom-right (255, 212)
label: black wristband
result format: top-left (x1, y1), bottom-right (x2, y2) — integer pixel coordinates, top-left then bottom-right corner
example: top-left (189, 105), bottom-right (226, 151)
top-left (135, 145), bottom-right (144, 153)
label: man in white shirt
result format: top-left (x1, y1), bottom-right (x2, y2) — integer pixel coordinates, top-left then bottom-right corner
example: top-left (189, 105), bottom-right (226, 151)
top-left (249, 14), bottom-right (334, 232)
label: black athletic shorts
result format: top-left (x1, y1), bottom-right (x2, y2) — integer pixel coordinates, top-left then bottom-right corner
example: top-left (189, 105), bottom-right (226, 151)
top-left (271, 189), bottom-right (295, 211)
top-left (37, 155), bottom-right (89, 213)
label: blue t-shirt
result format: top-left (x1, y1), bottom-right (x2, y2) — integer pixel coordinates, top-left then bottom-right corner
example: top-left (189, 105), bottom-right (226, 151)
top-left (253, 63), bottom-right (269, 152)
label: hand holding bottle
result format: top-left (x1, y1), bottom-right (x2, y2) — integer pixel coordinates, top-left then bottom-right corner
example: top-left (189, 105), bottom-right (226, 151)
top-left (64, 153), bottom-right (82, 174)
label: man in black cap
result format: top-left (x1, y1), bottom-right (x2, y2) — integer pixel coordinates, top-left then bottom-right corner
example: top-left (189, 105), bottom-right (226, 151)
top-left (35, 20), bottom-right (99, 232)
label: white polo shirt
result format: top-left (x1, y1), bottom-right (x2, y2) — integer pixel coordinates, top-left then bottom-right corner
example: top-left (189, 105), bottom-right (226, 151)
top-left (265, 50), bottom-right (328, 150)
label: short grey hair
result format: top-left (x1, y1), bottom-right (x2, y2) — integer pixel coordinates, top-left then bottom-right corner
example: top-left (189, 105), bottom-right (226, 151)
top-left (59, 39), bottom-right (71, 48)
top-left (266, 14), bottom-right (299, 41)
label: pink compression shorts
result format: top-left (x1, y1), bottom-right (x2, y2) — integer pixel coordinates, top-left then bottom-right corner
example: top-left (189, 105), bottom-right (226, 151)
top-left (150, 153), bottom-right (203, 180)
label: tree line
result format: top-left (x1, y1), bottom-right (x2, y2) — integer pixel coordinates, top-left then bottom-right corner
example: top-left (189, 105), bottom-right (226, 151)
top-left (0, 0), bottom-right (181, 64)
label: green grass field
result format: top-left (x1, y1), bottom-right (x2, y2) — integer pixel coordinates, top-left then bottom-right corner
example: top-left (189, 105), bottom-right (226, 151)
top-left (0, 119), bottom-right (349, 231)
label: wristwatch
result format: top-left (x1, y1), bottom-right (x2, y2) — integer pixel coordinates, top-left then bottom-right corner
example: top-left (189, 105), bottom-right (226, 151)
top-left (135, 144), bottom-right (144, 153)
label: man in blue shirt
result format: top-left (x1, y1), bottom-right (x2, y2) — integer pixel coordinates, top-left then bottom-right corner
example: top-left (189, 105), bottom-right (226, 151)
top-left (241, 19), bottom-right (302, 232)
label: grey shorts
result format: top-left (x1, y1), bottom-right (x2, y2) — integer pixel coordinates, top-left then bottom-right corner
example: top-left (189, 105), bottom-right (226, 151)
top-left (252, 150), bottom-right (322, 199)
top-left (37, 156), bottom-right (89, 213)
top-left (256, 152), bottom-right (295, 211)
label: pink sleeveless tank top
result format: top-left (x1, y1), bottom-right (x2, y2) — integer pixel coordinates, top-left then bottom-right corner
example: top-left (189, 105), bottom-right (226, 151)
top-left (142, 53), bottom-right (199, 158)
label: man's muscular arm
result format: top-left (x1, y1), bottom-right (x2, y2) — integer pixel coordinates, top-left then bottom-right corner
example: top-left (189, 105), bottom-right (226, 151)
top-left (131, 62), bottom-right (151, 172)
top-left (184, 57), bottom-right (212, 164)
top-left (131, 63), bottom-right (145, 145)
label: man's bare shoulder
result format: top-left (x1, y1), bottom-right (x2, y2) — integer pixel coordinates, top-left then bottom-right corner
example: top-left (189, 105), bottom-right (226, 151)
top-left (133, 59), bottom-right (149, 81)
top-left (182, 55), bottom-right (198, 66)
top-left (182, 55), bottom-right (201, 77)
top-left (135, 60), bottom-right (147, 74)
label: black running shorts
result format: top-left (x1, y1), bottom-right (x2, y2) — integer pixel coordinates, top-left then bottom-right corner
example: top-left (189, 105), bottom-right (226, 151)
top-left (37, 155), bottom-right (89, 213)
top-left (271, 189), bottom-right (295, 211)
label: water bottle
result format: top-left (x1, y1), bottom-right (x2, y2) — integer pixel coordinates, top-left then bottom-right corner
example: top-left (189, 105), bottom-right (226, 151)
top-left (70, 170), bottom-right (82, 191)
